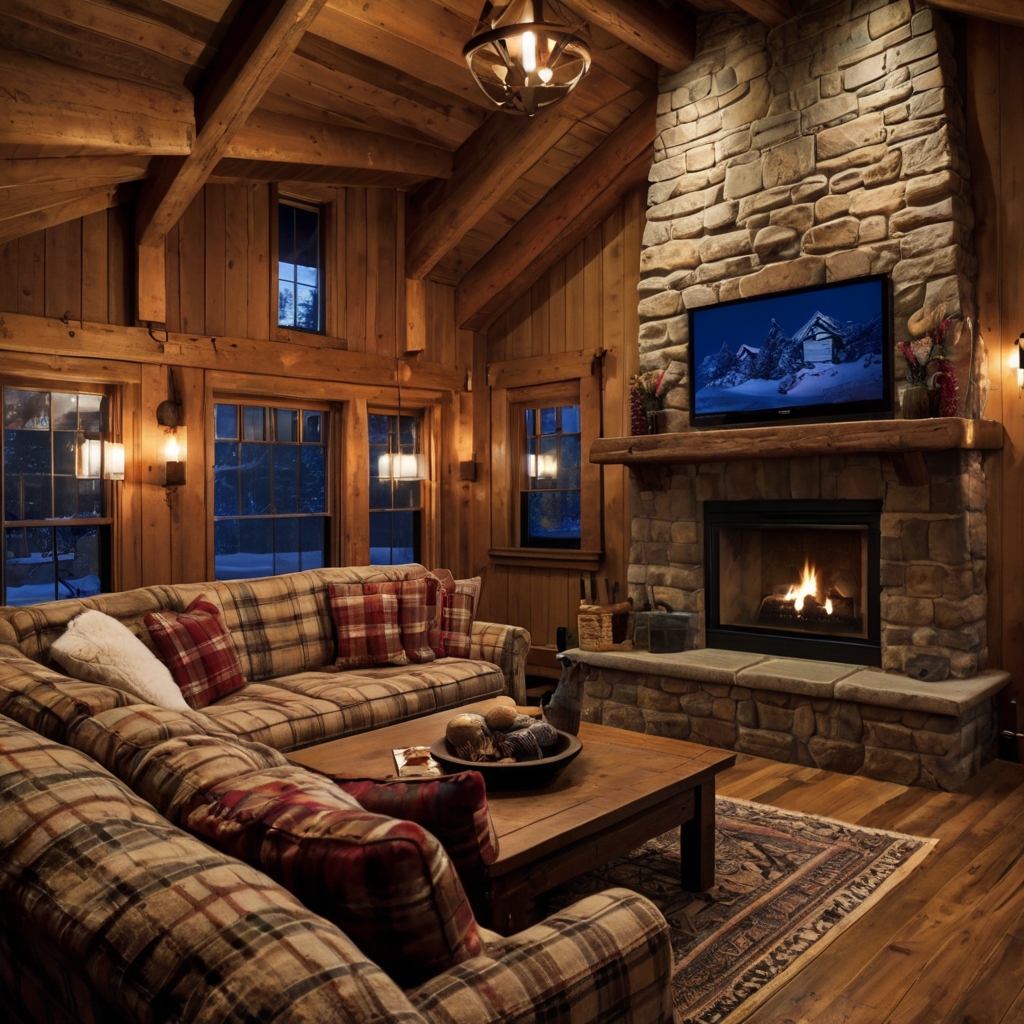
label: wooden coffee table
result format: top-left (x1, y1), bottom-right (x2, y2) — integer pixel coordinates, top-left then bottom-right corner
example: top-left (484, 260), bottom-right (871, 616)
top-left (288, 697), bottom-right (736, 934)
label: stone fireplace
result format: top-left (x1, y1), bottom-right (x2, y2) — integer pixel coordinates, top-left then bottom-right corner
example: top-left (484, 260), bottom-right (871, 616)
top-left (569, 0), bottom-right (1010, 791)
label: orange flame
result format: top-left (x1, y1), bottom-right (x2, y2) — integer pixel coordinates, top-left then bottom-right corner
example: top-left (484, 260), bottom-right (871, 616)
top-left (784, 560), bottom-right (834, 615)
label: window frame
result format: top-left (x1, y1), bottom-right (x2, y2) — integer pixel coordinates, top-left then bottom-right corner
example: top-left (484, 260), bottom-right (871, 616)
top-left (489, 373), bottom-right (602, 569)
top-left (1, 378), bottom-right (119, 606)
top-left (272, 192), bottom-right (326, 337)
top-left (210, 395), bottom-right (333, 581)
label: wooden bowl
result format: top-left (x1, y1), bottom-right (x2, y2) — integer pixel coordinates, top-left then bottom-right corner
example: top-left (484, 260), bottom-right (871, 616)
top-left (429, 730), bottom-right (583, 790)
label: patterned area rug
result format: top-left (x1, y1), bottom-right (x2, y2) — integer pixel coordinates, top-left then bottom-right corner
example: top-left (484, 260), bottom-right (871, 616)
top-left (541, 797), bottom-right (934, 1024)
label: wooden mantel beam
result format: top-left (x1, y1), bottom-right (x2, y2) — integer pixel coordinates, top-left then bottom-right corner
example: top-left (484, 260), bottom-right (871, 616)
top-left (565, 0), bottom-right (695, 71)
top-left (136, 0), bottom-right (328, 321)
top-left (727, 0), bottom-right (794, 27)
top-left (225, 110), bottom-right (453, 178)
top-left (926, 0), bottom-right (1024, 28)
top-left (456, 96), bottom-right (656, 331)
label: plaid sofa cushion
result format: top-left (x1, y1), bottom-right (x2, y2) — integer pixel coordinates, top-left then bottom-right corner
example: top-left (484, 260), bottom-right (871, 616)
top-left (145, 597), bottom-right (247, 708)
top-left (329, 586), bottom-right (408, 669)
top-left (336, 771), bottom-right (498, 920)
top-left (185, 765), bottom-right (483, 988)
top-left (0, 715), bottom-right (431, 1024)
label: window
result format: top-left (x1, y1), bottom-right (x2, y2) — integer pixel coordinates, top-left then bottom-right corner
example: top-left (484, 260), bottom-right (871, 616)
top-left (519, 402), bottom-right (581, 549)
top-left (2, 386), bottom-right (111, 606)
top-left (277, 199), bottom-right (323, 333)
top-left (213, 402), bottom-right (328, 580)
top-left (368, 412), bottom-right (422, 565)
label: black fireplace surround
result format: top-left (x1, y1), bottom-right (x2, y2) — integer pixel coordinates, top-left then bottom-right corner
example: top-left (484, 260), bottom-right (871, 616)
top-left (704, 500), bottom-right (882, 666)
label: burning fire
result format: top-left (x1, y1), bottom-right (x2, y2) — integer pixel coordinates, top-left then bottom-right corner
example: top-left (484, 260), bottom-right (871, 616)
top-left (784, 560), bottom-right (834, 616)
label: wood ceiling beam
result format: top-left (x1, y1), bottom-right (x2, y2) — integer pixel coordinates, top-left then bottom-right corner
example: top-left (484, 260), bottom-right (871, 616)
top-left (727, 0), bottom-right (794, 27)
top-left (0, 183), bottom-right (135, 246)
top-left (406, 107), bottom-right (575, 281)
top-left (926, 0), bottom-right (1024, 28)
top-left (0, 157), bottom-right (150, 189)
top-left (223, 111), bottom-right (453, 178)
top-left (564, 0), bottom-right (695, 71)
top-left (457, 96), bottom-right (656, 331)
top-left (0, 48), bottom-right (194, 154)
top-left (135, 0), bottom-right (328, 322)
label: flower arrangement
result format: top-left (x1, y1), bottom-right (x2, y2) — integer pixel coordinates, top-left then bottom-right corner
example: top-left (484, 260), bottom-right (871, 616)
top-left (898, 319), bottom-right (959, 418)
top-left (629, 369), bottom-right (665, 436)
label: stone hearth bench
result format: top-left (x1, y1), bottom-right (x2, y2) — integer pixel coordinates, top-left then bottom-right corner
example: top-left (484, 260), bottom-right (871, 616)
top-left (566, 648), bottom-right (1008, 791)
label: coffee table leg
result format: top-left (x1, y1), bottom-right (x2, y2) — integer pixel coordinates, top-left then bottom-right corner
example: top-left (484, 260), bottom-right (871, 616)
top-left (489, 882), bottom-right (534, 936)
top-left (680, 779), bottom-right (716, 891)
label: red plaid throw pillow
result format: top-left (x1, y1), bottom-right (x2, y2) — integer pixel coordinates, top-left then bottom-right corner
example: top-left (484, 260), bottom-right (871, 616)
top-left (334, 579), bottom-right (437, 663)
top-left (439, 577), bottom-right (480, 659)
top-left (144, 597), bottom-right (246, 709)
top-left (329, 585), bottom-right (408, 669)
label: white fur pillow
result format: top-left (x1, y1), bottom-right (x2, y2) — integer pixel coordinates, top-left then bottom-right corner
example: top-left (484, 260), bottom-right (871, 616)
top-left (50, 609), bottom-right (190, 711)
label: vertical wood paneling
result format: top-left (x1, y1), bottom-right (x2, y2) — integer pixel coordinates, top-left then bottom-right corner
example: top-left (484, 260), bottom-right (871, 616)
top-left (346, 189), bottom-right (367, 351)
top-left (224, 186), bottom-right (248, 340)
top-left (106, 205), bottom-right (132, 326)
top-left (247, 184), bottom-right (271, 341)
top-left (0, 240), bottom-right (18, 312)
top-left (18, 231), bottom-right (45, 317)
top-left (342, 398), bottom-right (370, 565)
top-left (140, 363), bottom-right (172, 587)
top-left (81, 211), bottom-right (108, 324)
top-left (164, 220), bottom-right (181, 332)
top-left (178, 194), bottom-right (205, 335)
top-left (204, 185), bottom-right (226, 337)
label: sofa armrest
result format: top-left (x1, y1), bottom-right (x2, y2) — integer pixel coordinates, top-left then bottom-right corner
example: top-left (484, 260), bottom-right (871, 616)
top-left (470, 622), bottom-right (530, 705)
top-left (407, 887), bottom-right (673, 1024)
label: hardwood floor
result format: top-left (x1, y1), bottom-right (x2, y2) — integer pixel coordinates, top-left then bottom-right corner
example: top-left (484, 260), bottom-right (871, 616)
top-left (716, 753), bottom-right (1024, 1024)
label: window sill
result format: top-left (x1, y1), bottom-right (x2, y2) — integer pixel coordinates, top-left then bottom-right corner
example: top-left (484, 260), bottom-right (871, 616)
top-left (488, 547), bottom-right (603, 570)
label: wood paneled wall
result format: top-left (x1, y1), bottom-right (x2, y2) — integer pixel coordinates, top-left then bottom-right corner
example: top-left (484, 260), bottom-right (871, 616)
top-left (0, 185), bottom-right (470, 591)
top-left (474, 188), bottom-right (645, 672)
top-left (966, 17), bottom-right (1024, 719)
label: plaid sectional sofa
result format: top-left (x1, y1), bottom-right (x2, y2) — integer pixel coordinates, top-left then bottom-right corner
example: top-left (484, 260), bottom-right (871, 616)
top-left (0, 564), bottom-right (675, 1023)
top-left (0, 564), bottom-right (530, 751)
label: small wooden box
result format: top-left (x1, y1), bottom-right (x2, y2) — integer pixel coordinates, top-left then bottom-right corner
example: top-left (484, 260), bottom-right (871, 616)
top-left (577, 601), bottom-right (632, 651)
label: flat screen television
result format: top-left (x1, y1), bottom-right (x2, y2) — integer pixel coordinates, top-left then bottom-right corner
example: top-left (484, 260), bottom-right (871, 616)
top-left (688, 273), bottom-right (893, 428)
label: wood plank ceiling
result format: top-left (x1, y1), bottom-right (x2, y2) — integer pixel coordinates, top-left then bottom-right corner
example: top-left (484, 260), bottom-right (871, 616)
top-left (2, 0), bottom-right (1010, 330)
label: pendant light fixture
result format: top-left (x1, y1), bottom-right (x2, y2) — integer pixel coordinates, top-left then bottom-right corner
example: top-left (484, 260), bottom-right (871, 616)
top-left (463, 0), bottom-right (591, 116)
top-left (378, 359), bottom-right (427, 481)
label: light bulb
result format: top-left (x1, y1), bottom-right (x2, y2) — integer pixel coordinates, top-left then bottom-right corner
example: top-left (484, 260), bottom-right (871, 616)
top-left (522, 30), bottom-right (536, 72)
top-left (165, 434), bottom-right (179, 461)
top-left (538, 66), bottom-right (553, 83)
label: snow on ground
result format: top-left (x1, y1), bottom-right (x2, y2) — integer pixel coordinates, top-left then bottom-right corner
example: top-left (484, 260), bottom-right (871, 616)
top-left (695, 359), bottom-right (883, 415)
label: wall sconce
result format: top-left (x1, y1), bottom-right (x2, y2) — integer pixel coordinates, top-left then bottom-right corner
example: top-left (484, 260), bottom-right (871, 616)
top-left (378, 452), bottom-right (427, 481)
top-left (163, 428), bottom-right (186, 487)
top-left (103, 442), bottom-right (125, 481)
top-left (75, 435), bottom-right (102, 479)
top-left (1017, 333), bottom-right (1023, 391)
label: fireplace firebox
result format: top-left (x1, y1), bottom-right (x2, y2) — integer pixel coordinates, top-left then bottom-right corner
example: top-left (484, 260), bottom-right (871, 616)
top-left (704, 500), bottom-right (881, 666)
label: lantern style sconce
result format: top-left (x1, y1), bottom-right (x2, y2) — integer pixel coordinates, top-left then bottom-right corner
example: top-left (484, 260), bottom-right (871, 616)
top-left (103, 442), bottom-right (125, 481)
top-left (527, 452), bottom-right (559, 479)
top-left (463, 0), bottom-right (591, 115)
top-left (377, 452), bottom-right (428, 481)
top-left (162, 428), bottom-right (186, 487)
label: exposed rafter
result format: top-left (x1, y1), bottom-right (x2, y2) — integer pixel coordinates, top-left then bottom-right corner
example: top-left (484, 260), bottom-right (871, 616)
top-left (0, 184), bottom-right (135, 246)
top-left (135, 0), bottom-right (328, 320)
top-left (0, 157), bottom-right (150, 189)
top-left (224, 111), bottom-right (453, 178)
top-left (457, 96), bottom-right (656, 331)
top-left (564, 0), bottom-right (695, 71)
top-left (926, 0), bottom-right (1024, 28)
top-left (727, 0), bottom-right (794, 27)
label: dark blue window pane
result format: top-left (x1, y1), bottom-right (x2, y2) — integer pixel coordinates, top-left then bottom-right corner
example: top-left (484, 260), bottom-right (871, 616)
top-left (369, 478), bottom-right (391, 510)
top-left (296, 287), bottom-right (318, 331)
top-left (527, 491), bottom-right (580, 544)
top-left (275, 408), bottom-right (298, 442)
top-left (300, 446), bottom-right (326, 513)
top-left (303, 411), bottom-right (321, 443)
top-left (398, 415), bottom-right (417, 447)
top-left (240, 444), bottom-right (271, 515)
top-left (78, 395), bottom-right (103, 432)
top-left (243, 407), bottom-right (265, 441)
top-left (525, 408), bottom-right (535, 436)
top-left (274, 517), bottom-right (300, 575)
top-left (5, 390), bottom-right (49, 429)
top-left (560, 405), bottom-right (580, 433)
top-left (214, 442), bottom-right (238, 517)
top-left (77, 479), bottom-right (102, 519)
top-left (294, 207), bottom-right (319, 272)
top-left (540, 407), bottom-right (557, 434)
top-left (54, 476), bottom-right (77, 519)
top-left (300, 518), bottom-right (324, 570)
top-left (278, 203), bottom-right (295, 265)
top-left (391, 511), bottom-right (416, 563)
top-left (558, 435), bottom-right (581, 489)
top-left (272, 445), bottom-right (299, 513)
top-left (5, 526), bottom-right (55, 604)
top-left (57, 526), bottom-right (101, 600)
top-left (278, 280), bottom-right (295, 328)
top-left (215, 517), bottom-right (274, 580)
top-left (213, 518), bottom-right (239, 578)
top-left (393, 480), bottom-right (420, 509)
top-left (368, 414), bottom-right (389, 445)
top-left (5, 428), bottom-right (53, 521)
top-left (215, 404), bottom-right (237, 440)
top-left (53, 431), bottom-right (76, 476)
top-left (369, 511), bottom-right (392, 565)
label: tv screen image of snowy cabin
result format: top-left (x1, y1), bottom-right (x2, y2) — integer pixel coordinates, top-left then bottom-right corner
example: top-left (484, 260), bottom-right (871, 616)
top-left (691, 278), bottom-right (885, 417)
